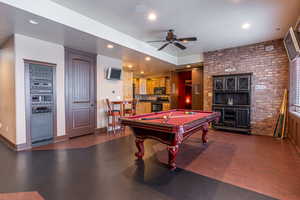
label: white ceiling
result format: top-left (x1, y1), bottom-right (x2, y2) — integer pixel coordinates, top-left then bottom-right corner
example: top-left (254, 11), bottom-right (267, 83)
top-left (0, 0), bottom-right (299, 76)
top-left (51, 0), bottom-right (300, 56)
top-left (0, 1), bottom-right (176, 76)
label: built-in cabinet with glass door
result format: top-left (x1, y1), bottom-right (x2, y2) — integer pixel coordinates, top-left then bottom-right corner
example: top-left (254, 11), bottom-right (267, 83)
top-left (212, 73), bottom-right (252, 134)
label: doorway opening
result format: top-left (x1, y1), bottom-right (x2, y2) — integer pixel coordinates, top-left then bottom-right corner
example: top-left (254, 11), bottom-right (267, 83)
top-left (178, 71), bottom-right (192, 109)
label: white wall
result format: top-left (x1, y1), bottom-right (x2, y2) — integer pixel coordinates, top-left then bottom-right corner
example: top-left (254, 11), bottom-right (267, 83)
top-left (97, 55), bottom-right (123, 128)
top-left (0, 37), bottom-right (16, 144)
top-left (14, 34), bottom-right (65, 144)
top-left (0, 34), bottom-right (124, 144)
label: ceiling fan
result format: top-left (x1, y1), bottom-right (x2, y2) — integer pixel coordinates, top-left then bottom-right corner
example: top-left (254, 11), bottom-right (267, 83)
top-left (147, 29), bottom-right (197, 51)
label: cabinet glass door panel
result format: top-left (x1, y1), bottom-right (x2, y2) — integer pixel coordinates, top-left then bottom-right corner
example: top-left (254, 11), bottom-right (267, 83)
top-left (214, 78), bottom-right (224, 90)
top-left (238, 75), bottom-right (251, 91)
top-left (225, 76), bottom-right (236, 90)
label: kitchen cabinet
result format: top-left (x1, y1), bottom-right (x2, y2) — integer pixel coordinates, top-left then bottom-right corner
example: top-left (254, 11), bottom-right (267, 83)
top-left (165, 77), bottom-right (171, 94)
top-left (139, 78), bottom-right (147, 94)
top-left (163, 103), bottom-right (170, 111)
top-left (135, 76), bottom-right (171, 95)
top-left (146, 79), bottom-right (154, 94)
top-left (170, 71), bottom-right (179, 109)
top-left (159, 78), bottom-right (165, 87)
top-left (134, 78), bottom-right (140, 95)
top-left (136, 102), bottom-right (151, 115)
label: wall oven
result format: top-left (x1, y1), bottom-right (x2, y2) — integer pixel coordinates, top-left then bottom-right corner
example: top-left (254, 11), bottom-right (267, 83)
top-left (151, 103), bottom-right (163, 112)
top-left (154, 87), bottom-right (166, 95)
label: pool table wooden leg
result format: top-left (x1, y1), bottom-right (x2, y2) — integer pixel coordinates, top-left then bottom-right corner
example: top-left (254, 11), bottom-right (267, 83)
top-left (202, 123), bottom-right (209, 144)
top-left (135, 138), bottom-right (144, 159)
top-left (168, 145), bottom-right (179, 170)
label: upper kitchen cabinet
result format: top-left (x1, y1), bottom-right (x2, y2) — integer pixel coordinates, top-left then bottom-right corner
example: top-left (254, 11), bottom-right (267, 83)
top-left (134, 76), bottom-right (171, 95)
top-left (165, 77), bottom-right (171, 95)
top-left (146, 79), bottom-right (154, 94)
top-left (139, 78), bottom-right (147, 95)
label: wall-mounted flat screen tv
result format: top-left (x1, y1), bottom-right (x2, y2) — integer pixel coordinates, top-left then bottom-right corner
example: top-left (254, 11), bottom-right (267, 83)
top-left (284, 27), bottom-right (300, 61)
top-left (106, 67), bottom-right (122, 80)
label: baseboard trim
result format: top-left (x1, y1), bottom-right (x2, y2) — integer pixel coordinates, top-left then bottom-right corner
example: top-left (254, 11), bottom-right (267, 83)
top-left (16, 143), bottom-right (31, 151)
top-left (95, 127), bottom-right (107, 134)
top-left (0, 134), bottom-right (31, 151)
top-left (54, 135), bottom-right (69, 143)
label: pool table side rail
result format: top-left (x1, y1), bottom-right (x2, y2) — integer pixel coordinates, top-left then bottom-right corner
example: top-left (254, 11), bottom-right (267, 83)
top-left (120, 110), bottom-right (221, 135)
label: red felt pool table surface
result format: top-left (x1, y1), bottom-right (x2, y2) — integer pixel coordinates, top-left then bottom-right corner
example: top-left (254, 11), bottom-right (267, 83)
top-left (127, 110), bottom-right (213, 126)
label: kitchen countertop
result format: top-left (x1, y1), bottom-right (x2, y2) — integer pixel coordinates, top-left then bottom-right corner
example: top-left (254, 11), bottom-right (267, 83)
top-left (138, 100), bottom-right (170, 103)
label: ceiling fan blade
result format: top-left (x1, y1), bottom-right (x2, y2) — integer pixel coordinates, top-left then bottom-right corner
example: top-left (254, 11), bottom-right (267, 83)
top-left (147, 40), bottom-right (167, 43)
top-left (158, 43), bottom-right (170, 51)
top-left (174, 42), bottom-right (186, 50)
top-left (178, 37), bottom-right (197, 42)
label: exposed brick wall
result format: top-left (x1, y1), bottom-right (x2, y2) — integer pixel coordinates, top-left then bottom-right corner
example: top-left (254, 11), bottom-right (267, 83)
top-left (203, 39), bottom-right (289, 136)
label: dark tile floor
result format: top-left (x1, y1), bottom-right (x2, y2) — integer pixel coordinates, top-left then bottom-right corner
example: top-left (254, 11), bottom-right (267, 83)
top-left (0, 130), bottom-right (298, 200)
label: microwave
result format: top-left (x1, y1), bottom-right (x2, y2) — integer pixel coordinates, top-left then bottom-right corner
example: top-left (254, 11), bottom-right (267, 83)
top-left (154, 87), bottom-right (166, 95)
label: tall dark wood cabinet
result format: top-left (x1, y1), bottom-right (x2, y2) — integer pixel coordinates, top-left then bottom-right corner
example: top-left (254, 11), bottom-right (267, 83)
top-left (212, 73), bottom-right (252, 134)
top-left (192, 68), bottom-right (204, 110)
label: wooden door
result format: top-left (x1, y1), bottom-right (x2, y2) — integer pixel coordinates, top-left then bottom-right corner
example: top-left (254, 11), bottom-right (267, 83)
top-left (170, 71), bottom-right (179, 109)
top-left (192, 68), bottom-right (203, 110)
top-left (65, 48), bottom-right (96, 137)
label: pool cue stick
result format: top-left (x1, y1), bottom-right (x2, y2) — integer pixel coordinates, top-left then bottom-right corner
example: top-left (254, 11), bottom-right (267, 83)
top-left (281, 89), bottom-right (288, 139)
top-left (273, 116), bottom-right (280, 137)
top-left (274, 89), bottom-right (286, 137)
top-left (277, 89), bottom-right (287, 138)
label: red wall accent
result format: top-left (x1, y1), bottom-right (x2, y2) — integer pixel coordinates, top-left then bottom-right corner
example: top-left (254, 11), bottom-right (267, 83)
top-left (178, 71), bottom-right (192, 109)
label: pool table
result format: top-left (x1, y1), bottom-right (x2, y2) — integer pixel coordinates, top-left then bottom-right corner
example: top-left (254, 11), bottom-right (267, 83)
top-left (120, 109), bottom-right (220, 170)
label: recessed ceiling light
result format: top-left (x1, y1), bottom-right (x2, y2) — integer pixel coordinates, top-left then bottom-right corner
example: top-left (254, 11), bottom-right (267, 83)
top-left (186, 65), bottom-right (191, 68)
top-left (141, 71), bottom-right (144, 74)
top-left (128, 64), bottom-right (133, 68)
top-left (148, 12), bottom-right (157, 21)
top-left (107, 44), bottom-right (114, 49)
top-left (182, 40), bottom-right (188, 43)
top-left (29, 19), bottom-right (39, 25)
top-left (242, 23), bottom-right (251, 30)
top-left (145, 57), bottom-right (151, 61)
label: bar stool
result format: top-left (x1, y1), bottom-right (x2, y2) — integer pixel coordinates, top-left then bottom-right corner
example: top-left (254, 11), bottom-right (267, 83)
top-left (105, 99), bottom-right (121, 133)
top-left (123, 99), bottom-right (137, 116)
